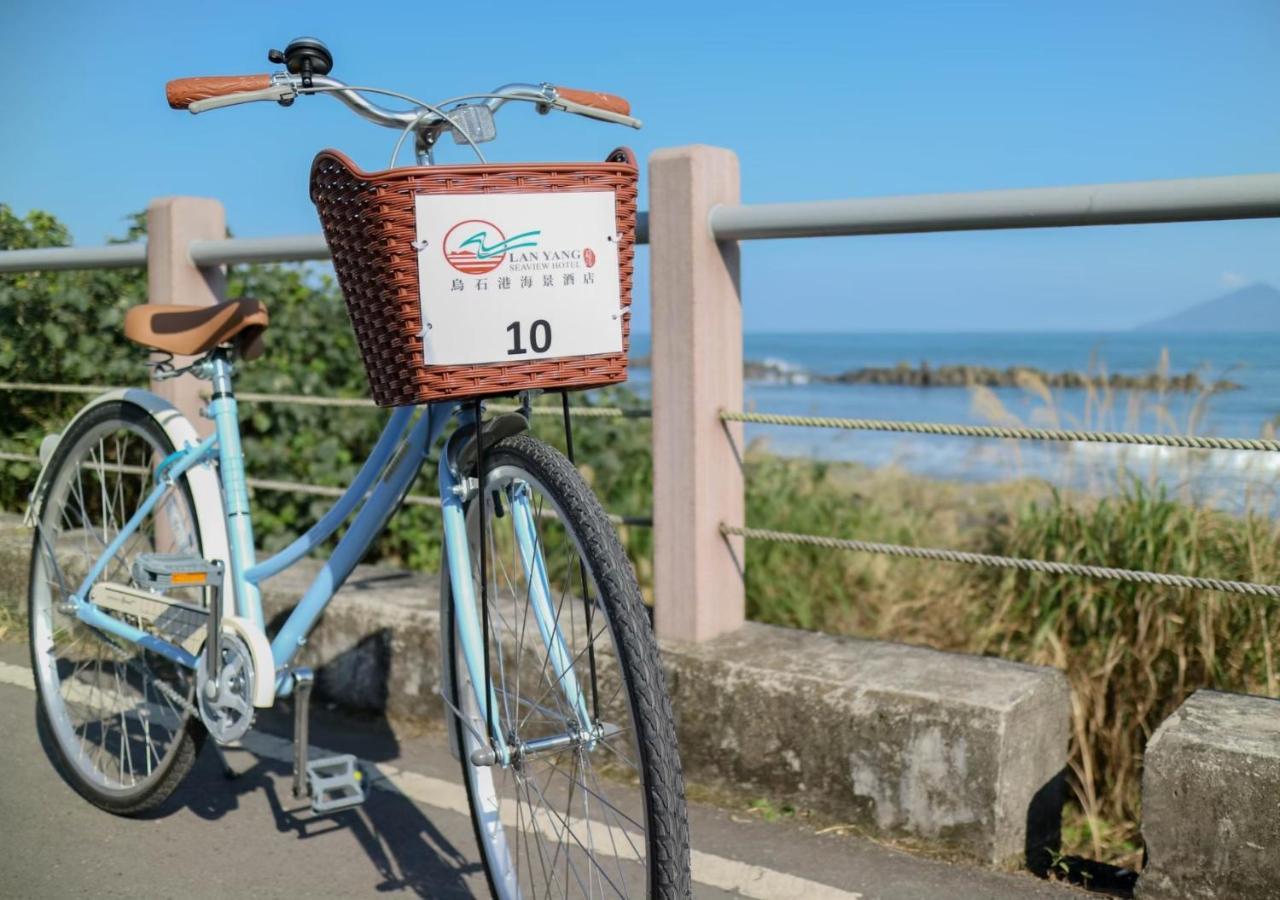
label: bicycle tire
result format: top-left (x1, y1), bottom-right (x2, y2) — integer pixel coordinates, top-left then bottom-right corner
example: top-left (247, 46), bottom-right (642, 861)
top-left (443, 433), bottom-right (691, 899)
top-left (28, 400), bottom-right (206, 815)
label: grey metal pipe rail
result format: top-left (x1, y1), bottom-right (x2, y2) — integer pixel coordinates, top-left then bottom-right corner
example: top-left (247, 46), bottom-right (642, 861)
top-left (189, 235), bottom-right (332, 266)
top-left (0, 243), bottom-right (147, 273)
top-left (4, 173), bottom-right (1278, 272)
top-left (0, 236), bottom-right (335, 273)
top-left (0, 215), bottom-right (651, 274)
top-left (708, 173), bottom-right (1280, 240)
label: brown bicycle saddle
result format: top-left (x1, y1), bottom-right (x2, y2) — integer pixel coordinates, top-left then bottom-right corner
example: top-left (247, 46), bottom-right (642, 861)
top-left (124, 298), bottom-right (269, 360)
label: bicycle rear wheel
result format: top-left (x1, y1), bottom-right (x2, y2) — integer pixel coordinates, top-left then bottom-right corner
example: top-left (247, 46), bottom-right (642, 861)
top-left (444, 434), bottom-right (690, 899)
top-left (28, 400), bottom-right (206, 815)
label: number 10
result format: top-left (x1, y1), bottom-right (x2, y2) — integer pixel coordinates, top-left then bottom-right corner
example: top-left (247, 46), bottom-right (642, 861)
top-left (506, 319), bottom-right (552, 356)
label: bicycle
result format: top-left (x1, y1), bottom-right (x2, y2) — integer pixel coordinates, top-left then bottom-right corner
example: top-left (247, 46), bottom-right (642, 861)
top-left (25, 36), bottom-right (690, 899)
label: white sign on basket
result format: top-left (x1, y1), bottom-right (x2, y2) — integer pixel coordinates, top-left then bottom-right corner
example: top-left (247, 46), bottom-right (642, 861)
top-left (413, 191), bottom-right (623, 367)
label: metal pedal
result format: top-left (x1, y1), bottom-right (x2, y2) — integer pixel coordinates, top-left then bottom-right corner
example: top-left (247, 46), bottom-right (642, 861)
top-left (305, 754), bottom-right (366, 813)
top-left (132, 553), bottom-right (222, 591)
top-left (291, 668), bottom-right (366, 814)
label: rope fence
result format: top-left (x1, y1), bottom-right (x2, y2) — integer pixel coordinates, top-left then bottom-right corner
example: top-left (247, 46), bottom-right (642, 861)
top-left (721, 525), bottom-right (1280, 599)
top-left (5, 381), bottom-right (1274, 588)
top-left (0, 381), bottom-right (651, 525)
top-left (721, 410), bottom-right (1280, 453)
top-left (0, 451), bottom-right (651, 528)
top-left (721, 410), bottom-right (1276, 597)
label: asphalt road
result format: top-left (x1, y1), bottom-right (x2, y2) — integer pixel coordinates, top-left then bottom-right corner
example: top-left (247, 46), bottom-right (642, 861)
top-left (0, 641), bottom-right (1083, 899)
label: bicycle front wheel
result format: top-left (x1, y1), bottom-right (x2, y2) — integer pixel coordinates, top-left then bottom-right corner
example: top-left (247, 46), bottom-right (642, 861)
top-left (444, 434), bottom-right (690, 899)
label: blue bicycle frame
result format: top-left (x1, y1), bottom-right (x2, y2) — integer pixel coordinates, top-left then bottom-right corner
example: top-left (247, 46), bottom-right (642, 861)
top-left (59, 352), bottom-right (593, 764)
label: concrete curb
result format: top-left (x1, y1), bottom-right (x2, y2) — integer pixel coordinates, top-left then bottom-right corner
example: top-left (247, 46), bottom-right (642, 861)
top-left (663, 622), bottom-right (1068, 865)
top-left (0, 516), bottom-right (1068, 867)
top-left (1139, 689), bottom-right (1280, 899)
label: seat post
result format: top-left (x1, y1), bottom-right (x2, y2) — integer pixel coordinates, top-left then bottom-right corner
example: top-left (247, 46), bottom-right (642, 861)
top-left (206, 351), bottom-right (263, 627)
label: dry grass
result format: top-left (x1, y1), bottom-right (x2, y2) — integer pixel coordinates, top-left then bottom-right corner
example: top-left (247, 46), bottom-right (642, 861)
top-left (742, 360), bottom-right (1280, 865)
top-left (743, 452), bottom-right (1279, 864)
top-left (0, 599), bottom-right (24, 642)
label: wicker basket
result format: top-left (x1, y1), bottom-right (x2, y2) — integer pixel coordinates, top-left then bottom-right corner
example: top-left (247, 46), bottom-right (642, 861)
top-left (310, 147), bottom-right (637, 407)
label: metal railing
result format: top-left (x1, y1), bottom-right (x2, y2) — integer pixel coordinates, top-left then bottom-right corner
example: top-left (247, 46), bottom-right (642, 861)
top-left (9, 172), bottom-right (1280, 273)
top-left (0, 213), bottom-right (651, 273)
top-left (707, 173), bottom-right (1280, 240)
top-left (701, 175), bottom-right (1280, 598)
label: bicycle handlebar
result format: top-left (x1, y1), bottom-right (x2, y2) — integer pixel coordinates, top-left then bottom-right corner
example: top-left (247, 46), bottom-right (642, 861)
top-left (552, 86), bottom-right (630, 117)
top-left (165, 72), bottom-right (641, 131)
top-left (166, 75), bottom-right (274, 110)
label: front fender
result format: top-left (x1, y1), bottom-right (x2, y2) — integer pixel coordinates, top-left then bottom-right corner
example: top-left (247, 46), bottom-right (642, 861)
top-left (25, 388), bottom-right (233, 616)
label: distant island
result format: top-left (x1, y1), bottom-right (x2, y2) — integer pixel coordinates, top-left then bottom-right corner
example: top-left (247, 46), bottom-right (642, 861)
top-left (1136, 282), bottom-right (1280, 332)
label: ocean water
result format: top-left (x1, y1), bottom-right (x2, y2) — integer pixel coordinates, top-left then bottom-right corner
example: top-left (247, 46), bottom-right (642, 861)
top-left (626, 332), bottom-right (1280, 509)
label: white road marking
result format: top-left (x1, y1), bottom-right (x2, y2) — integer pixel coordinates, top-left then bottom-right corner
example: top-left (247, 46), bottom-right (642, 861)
top-left (0, 661), bottom-right (34, 690)
top-left (0, 659), bottom-right (861, 900)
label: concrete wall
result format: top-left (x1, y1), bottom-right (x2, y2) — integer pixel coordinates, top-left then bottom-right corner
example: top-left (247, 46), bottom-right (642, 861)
top-left (219, 541), bottom-right (1069, 866)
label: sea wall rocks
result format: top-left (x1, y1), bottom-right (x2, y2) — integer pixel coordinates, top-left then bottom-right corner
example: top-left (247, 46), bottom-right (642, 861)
top-left (755, 359), bottom-right (1238, 392)
top-left (824, 362), bottom-right (1237, 392)
top-left (638, 356), bottom-right (1238, 392)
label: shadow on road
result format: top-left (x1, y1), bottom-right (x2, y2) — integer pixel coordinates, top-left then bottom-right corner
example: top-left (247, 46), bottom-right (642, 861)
top-left (28, 653), bottom-right (481, 898)
top-left (173, 704), bottom-right (480, 899)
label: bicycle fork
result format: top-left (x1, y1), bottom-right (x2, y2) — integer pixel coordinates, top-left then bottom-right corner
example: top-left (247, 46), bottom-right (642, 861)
top-left (438, 430), bottom-right (595, 769)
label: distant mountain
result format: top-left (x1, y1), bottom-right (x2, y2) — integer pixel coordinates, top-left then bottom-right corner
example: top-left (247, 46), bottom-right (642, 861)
top-left (1136, 283), bottom-right (1280, 332)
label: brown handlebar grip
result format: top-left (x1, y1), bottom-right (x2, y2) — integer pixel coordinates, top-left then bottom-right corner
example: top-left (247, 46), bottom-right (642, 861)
top-left (554, 86), bottom-right (631, 116)
top-left (166, 75), bottom-right (273, 110)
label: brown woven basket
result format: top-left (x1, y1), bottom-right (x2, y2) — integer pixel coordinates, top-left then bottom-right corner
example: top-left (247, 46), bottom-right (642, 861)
top-left (310, 147), bottom-right (637, 407)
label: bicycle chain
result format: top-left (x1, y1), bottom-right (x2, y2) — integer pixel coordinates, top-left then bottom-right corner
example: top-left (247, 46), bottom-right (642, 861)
top-left (145, 662), bottom-right (200, 719)
top-left (95, 626), bottom-right (200, 720)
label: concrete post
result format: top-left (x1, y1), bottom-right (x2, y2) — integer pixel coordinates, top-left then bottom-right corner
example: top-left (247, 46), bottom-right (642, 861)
top-left (145, 197), bottom-right (226, 437)
top-left (649, 146), bottom-right (744, 642)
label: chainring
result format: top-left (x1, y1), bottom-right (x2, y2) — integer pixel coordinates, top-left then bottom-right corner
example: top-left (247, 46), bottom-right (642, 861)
top-left (197, 631), bottom-right (256, 744)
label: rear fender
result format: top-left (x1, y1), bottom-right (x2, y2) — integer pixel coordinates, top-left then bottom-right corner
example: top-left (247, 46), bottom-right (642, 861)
top-left (25, 388), bottom-right (233, 616)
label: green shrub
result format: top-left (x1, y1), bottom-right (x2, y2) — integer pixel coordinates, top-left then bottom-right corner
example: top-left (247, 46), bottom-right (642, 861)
top-left (0, 203), bottom-right (651, 579)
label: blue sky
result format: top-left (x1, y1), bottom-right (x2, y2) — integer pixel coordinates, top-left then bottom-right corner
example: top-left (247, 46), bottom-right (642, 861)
top-left (2, 1), bottom-right (1277, 331)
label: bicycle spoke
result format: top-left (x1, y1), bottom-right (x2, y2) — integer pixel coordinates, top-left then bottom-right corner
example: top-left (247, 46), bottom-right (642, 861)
top-left (532, 749), bottom-right (644, 879)
top-left (517, 623), bottom-right (611, 735)
top-left (592, 734), bottom-right (641, 776)
top-left (113, 663), bottom-right (135, 784)
top-left (580, 754), bottom-right (645, 867)
top-left (521, 771), bottom-right (565, 898)
top-left (524, 771), bottom-right (629, 898)
top-left (530, 768), bottom-right (592, 900)
top-left (534, 753), bottom-right (646, 836)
